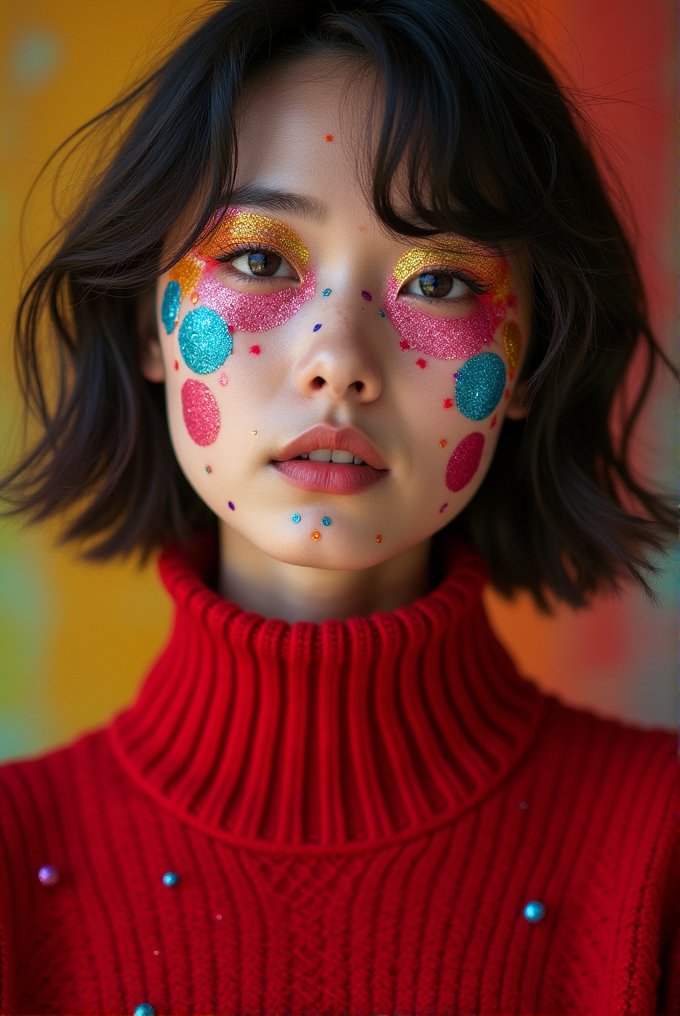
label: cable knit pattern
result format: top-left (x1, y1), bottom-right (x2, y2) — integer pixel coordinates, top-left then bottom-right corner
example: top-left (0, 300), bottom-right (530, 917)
top-left (0, 541), bottom-right (677, 1015)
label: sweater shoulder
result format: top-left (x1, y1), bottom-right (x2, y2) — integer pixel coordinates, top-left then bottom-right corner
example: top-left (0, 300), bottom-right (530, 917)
top-left (0, 729), bottom-right (125, 854)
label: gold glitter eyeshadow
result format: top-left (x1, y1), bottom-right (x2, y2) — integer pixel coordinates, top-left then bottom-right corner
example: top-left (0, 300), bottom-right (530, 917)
top-left (169, 255), bottom-right (202, 299)
top-left (197, 210), bottom-right (310, 271)
top-left (392, 244), bottom-right (511, 301)
top-left (503, 320), bottom-right (522, 370)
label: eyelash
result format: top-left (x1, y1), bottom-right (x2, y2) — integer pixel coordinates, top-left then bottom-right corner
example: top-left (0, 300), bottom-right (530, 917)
top-left (212, 243), bottom-right (300, 281)
top-left (399, 269), bottom-right (491, 300)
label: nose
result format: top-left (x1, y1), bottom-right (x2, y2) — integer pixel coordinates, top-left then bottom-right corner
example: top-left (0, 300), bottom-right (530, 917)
top-left (294, 315), bottom-right (382, 404)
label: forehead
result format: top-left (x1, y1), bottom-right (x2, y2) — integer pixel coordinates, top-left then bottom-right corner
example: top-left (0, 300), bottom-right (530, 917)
top-left (232, 55), bottom-right (380, 211)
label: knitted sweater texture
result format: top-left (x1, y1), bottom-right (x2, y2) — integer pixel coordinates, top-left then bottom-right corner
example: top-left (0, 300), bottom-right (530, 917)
top-left (0, 542), bottom-right (677, 1015)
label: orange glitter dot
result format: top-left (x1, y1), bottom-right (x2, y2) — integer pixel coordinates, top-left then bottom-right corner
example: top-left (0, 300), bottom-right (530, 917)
top-left (439, 439), bottom-right (447, 448)
top-left (376, 535), bottom-right (383, 543)
top-left (490, 414), bottom-right (497, 429)
top-left (154, 950), bottom-right (160, 956)
top-left (252, 430), bottom-right (258, 436)
top-left (190, 291), bottom-right (199, 305)
top-left (325, 134), bottom-right (334, 142)
top-left (311, 531), bottom-right (321, 541)
top-left (174, 360), bottom-right (179, 371)
top-left (443, 398), bottom-right (453, 409)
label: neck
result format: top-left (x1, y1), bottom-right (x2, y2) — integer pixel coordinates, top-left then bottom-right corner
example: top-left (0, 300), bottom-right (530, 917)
top-left (218, 522), bottom-right (432, 623)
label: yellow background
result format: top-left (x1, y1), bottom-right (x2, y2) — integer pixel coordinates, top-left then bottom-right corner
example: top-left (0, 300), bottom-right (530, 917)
top-left (1, 0), bottom-right (676, 761)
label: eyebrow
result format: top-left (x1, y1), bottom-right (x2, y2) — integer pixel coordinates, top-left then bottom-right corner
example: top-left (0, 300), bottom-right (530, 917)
top-left (227, 186), bottom-right (328, 225)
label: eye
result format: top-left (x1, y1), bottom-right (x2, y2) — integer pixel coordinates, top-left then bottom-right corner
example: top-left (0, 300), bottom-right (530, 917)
top-left (227, 247), bottom-right (299, 280)
top-left (402, 271), bottom-right (472, 300)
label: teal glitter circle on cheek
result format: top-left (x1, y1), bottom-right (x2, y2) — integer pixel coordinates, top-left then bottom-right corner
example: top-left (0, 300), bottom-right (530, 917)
top-left (455, 352), bottom-right (506, 421)
top-left (179, 306), bottom-right (233, 374)
top-left (161, 280), bottom-right (181, 335)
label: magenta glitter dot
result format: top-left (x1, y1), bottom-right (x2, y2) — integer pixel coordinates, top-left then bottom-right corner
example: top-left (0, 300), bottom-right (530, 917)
top-left (38, 865), bottom-right (60, 886)
top-left (181, 380), bottom-right (220, 447)
top-left (439, 503), bottom-right (448, 513)
top-left (228, 501), bottom-right (235, 511)
top-left (361, 290), bottom-right (372, 301)
top-left (445, 432), bottom-right (485, 492)
top-left (218, 374), bottom-right (228, 386)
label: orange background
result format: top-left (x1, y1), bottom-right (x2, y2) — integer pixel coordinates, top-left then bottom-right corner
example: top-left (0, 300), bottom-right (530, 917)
top-left (0, 0), bottom-right (676, 762)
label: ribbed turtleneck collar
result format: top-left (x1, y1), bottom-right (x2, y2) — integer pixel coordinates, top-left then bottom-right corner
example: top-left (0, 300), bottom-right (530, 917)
top-left (110, 540), bottom-right (546, 853)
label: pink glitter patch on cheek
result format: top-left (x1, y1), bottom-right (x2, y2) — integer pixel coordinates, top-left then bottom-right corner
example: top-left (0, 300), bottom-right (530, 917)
top-left (181, 379), bottom-right (220, 446)
top-left (384, 276), bottom-right (505, 360)
top-left (196, 268), bottom-right (316, 333)
top-left (445, 432), bottom-right (485, 492)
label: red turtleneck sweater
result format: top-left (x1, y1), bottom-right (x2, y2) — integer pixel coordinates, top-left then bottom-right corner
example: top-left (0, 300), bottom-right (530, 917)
top-left (0, 542), bottom-right (677, 1015)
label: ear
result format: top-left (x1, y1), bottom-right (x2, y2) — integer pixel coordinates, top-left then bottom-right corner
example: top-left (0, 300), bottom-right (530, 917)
top-left (505, 379), bottom-right (529, 421)
top-left (138, 286), bottom-right (165, 383)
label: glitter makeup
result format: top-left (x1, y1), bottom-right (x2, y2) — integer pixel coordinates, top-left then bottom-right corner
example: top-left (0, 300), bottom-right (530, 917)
top-left (179, 307), bottom-right (233, 374)
top-left (503, 320), bottom-right (522, 370)
top-left (454, 352), bottom-right (506, 421)
top-left (250, 345), bottom-right (261, 355)
top-left (228, 502), bottom-right (235, 511)
top-left (385, 244), bottom-right (513, 359)
top-left (445, 432), bottom-right (485, 492)
top-left (322, 288), bottom-right (332, 297)
top-left (161, 281), bottom-right (181, 335)
top-left (168, 207), bottom-right (316, 335)
top-left (311, 531), bottom-right (321, 541)
top-left (416, 359), bottom-right (427, 369)
top-left (376, 535), bottom-right (383, 543)
top-left (198, 265), bottom-right (316, 333)
top-left (322, 516), bottom-right (331, 526)
top-left (439, 503), bottom-right (448, 512)
top-left (181, 380), bottom-right (220, 446)
top-left (292, 513), bottom-right (301, 524)
top-left (361, 290), bottom-right (372, 301)
top-left (169, 254), bottom-right (202, 298)
top-left (218, 374), bottom-right (228, 386)
top-left (313, 324), bottom-right (322, 332)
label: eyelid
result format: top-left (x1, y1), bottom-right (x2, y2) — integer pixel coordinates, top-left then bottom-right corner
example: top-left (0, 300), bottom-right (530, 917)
top-left (393, 246), bottom-right (504, 292)
top-left (217, 243), bottom-right (301, 281)
top-left (399, 267), bottom-right (489, 297)
top-left (197, 207), bottom-right (310, 273)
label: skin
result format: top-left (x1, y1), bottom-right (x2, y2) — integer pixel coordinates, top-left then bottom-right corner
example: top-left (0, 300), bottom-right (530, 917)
top-left (142, 56), bottom-right (531, 623)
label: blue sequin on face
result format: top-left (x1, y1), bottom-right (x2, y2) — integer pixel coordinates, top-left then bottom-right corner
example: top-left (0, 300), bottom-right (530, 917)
top-left (179, 307), bottom-right (232, 374)
top-left (161, 280), bottom-right (181, 335)
top-left (454, 352), bottom-right (506, 421)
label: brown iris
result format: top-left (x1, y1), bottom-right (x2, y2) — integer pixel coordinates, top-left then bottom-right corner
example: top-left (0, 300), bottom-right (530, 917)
top-left (246, 251), bottom-right (282, 277)
top-left (418, 272), bottom-right (453, 298)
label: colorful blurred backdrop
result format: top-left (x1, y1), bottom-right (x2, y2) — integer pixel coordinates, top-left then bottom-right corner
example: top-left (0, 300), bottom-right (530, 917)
top-left (1, 0), bottom-right (676, 761)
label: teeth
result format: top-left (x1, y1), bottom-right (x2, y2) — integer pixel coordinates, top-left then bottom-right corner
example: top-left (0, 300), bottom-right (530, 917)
top-left (299, 453), bottom-right (308, 459)
top-left (305, 448), bottom-right (364, 464)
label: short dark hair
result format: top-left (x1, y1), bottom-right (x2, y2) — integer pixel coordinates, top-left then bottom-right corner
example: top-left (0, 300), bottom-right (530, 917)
top-left (1, 0), bottom-right (674, 608)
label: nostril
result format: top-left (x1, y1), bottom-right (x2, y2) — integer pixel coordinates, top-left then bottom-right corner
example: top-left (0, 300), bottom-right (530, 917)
top-left (353, 381), bottom-right (364, 393)
top-left (311, 376), bottom-right (326, 390)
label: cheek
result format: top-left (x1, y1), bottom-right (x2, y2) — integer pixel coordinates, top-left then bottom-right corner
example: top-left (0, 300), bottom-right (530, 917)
top-left (196, 266), bottom-right (316, 333)
top-left (444, 432), bottom-right (485, 492)
top-left (384, 276), bottom-right (505, 359)
top-left (181, 379), bottom-right (221, 446)
top-left (454, 353), bottom-right (506, 420)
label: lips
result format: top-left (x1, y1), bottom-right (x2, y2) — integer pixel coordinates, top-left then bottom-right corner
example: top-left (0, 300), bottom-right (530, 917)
top-left (271, 425), bottom-right (388, 495)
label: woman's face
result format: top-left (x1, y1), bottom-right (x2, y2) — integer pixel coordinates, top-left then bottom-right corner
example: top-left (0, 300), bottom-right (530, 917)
top-left (151, 57), bottom-right (531, 570)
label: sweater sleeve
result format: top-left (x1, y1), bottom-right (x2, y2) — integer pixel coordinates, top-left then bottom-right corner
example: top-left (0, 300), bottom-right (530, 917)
top-left (659, 835), bottom-right (680, 1014)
